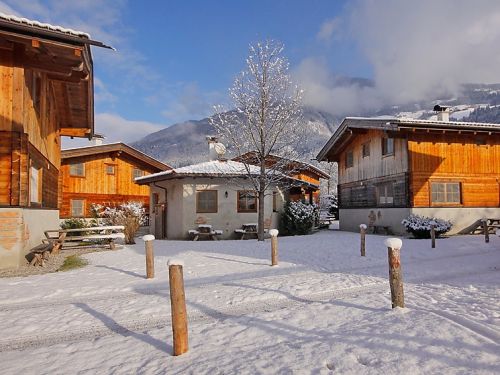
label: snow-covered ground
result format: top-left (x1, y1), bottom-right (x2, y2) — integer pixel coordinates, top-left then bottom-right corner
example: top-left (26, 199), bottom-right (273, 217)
top-left (0, 229), bottom-right (499, 374)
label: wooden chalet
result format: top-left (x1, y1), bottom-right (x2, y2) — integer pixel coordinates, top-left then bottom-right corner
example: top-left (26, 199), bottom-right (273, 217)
top-left (61, 142), bottom-right (171, 219)
top-left (232, 152), bottom-right (330, 204)
top-left (0, 13), bottom-right (111, 268)
top-left (316, 112), bottom-right (500, 234)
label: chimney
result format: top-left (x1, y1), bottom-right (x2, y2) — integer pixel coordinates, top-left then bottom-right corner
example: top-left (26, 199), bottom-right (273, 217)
top-left (434, 105), bottom-right (450, 122)
top-left (206, 136), bottom-right (219, 161)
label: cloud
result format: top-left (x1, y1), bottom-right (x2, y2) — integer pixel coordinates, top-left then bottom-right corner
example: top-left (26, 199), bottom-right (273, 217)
top-left (301, 0), bottom-right (500, 115)
top-left (61, 113), bottom-right (166, 148)
top-left (160, 82), bottom-right (224, 124)
top-left (316, 17), bottom-right (341, 42)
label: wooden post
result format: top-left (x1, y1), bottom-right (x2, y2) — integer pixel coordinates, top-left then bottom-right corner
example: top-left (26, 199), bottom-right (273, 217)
top-left (168, 260), bottom-right (188, 356)
top-left (143, 235), bottom-right (155, 279)
top-left (269, 229), bottom-right (279, 266)
top-left (482, 219), bottom-right (489, 243)
top-left (430, 221), bottom-right (436, 248)
top-left (359, 224), bottom-right (367, 256)
top-left (384, 238), bottom-right (404, 309)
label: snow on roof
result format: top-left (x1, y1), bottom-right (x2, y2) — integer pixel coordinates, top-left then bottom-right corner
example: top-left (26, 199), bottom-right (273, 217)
top-left (0, 12), bottom-right (91, 38)
top-left (135, 160), bottom-right (261, 182)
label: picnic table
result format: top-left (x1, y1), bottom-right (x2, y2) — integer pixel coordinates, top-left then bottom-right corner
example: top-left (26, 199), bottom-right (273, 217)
top-left (234, 223), bottom-right (258, 240)
top-left (188, 224), bottom-right (223, 241)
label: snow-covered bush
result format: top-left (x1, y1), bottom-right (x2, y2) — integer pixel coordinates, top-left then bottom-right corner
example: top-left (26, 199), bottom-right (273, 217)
top-left (320, 194), bottom-right (338, 219)
top-left (280, 201), bottom-right (318, 235)
top-left (92, 202), bottom-right (146, 244)
top-left (401, 214), bottom-right (452, 239)
top-left (60, 218), bottom-right (88, 237)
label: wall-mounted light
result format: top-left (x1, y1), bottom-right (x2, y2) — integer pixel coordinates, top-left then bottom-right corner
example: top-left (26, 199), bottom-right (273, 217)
top-left (224, 191), bottom-right (228, 198)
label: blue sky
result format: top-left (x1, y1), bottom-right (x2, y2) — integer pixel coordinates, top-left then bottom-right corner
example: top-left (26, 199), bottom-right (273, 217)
top-left (1, 0), bottom-right (500, 146)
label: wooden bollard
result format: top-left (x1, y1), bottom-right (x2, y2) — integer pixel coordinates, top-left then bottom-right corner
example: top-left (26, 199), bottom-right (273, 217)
top-left (168, 260), bottom-right (188, 356)
top-left (269, 229), bottom-right (279, 266)
top-left (430, 221), bottom-right (436, 248)
top-left (384, 238), bottom-right (404, 309)
top-left (143, 234), bottom-right (155, 279)
top-left (359, 224), bottom-right (367, 257)
top-left (482, 219), bottom-right (489, 243)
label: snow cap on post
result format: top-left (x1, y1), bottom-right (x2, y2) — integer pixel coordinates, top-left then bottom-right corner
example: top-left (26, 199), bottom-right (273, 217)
top-left (142, 234), bottom-right (155, 242)
top-left (168, 259), bottom-right (185, 267)
top-left (384, 238), bottom-right (403, 250)
top-left (359, 224), bottom-right (367, 230)
top-left (269, 229), bottom-right (279, 237)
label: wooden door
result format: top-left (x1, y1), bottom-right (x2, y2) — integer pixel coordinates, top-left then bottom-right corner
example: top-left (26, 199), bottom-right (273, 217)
top-left (154, 203), bottom-right (167, 239)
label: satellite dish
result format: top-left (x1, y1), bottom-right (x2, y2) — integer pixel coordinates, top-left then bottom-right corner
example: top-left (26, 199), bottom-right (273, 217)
top-left (214, 143), bottom-right (226, 156)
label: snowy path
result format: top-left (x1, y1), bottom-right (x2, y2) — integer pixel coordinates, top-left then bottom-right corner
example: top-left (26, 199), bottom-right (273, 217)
top-left (0, 230), bottom-right (499, 374)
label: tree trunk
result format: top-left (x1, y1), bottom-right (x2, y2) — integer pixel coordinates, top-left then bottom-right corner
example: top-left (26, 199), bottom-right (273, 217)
top-left (258, 188), bottom-right (265, 241)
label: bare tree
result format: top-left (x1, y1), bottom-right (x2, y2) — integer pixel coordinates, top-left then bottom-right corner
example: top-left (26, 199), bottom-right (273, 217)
top-left (210, 40), bottom-right (304, 241)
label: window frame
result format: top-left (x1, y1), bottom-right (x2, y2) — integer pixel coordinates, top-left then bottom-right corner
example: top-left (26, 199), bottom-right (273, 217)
top-left (377, 182), bottom-right (394, 206)
top-left (70, 199), bottom-right (85, 217)
top-left (132, 167), bottom-right (144, 181)
top-left (345, 150), bottom-right (354, 169)
top-left (105, 164), bottom-right (116, 175)
top-left (362, 142), bottom-right (370, 158)
top-left (69, 162), bottom-right (85, 177)
top-left (196, 190), bottom-right (218, 213)
top-left (382, 137), bottom-right (394, 156)
top-left (430, 181), bottom-right (461, 205)
top-left (29, 163), bottom-right (42, 205)
top-left (237, 190), bottom-right (258, 213)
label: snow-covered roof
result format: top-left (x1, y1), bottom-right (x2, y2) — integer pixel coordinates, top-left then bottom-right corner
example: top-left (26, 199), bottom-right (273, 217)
top-left (135, 160), bottom-right (261, 183)
top-left (0, 12), bottom-right (114, 49)
top-left (317, 116), bottom-right (500, 161)
top-left (0, 12), bottom-right (90, 38)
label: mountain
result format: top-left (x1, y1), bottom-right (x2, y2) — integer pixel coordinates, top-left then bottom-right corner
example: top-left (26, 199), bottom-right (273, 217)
top-left (132, 84), bottom-right (500, 167)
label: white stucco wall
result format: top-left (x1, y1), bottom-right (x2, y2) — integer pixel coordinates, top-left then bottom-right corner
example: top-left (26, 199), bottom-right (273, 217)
top-left (339, 208), bottom-right (411, 235)
top-left (147, 177), bottom-right (282, 240)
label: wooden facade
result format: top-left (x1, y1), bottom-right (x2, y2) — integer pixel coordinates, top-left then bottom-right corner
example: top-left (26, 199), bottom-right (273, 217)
top-left (316, 117), bottom-right (500, 233)
top-left (0, 14), bottom-right (111, 268)
top-left (408, 133), bottom-right (500, 208)
top-left (60, 143), bottom-right (171, 218)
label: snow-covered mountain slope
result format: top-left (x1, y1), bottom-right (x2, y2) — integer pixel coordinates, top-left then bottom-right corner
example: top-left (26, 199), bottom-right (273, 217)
top-left (132, 84), bottom-right (500, 167)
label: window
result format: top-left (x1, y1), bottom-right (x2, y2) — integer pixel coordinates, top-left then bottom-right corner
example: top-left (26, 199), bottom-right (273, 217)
top-left (105, 164), bottom-right (115, 175)
top-left (70, 199), bottom-right (85, 217)
top-left (132, 168), bottom-right (143, 180)
top-left (70, 162), bottom-right (85, 177)
top-left (362, 142), bottom-right (370, 158)
top-left (378, 183), bottom-right (394, 205)
top-left (431, 182), bottom-right (461, 204)
top-left (345, 150), bottom-right (354, 168)
top-left (30, 165), bottom-right (42, 204)
top-left (238, 190), bottom-right (257, 212)
top-left (196, 190), bottom-right (218, 213)
top-left (382, 137), bottom-right (394, 156)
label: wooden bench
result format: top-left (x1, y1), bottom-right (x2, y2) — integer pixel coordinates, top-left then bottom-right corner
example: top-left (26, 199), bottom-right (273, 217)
top-left (43, 226), bottom-right (125, 251)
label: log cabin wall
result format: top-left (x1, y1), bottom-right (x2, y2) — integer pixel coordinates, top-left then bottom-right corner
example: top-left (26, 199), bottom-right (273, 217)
top-left (408, 133), bottom-right (500, 207)
top-left (337, 129), bottom-right (409, 208)
top-left (60, 152), bottom-right (157, 218)
top-left (0, 47), bottom-right (61, 210)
